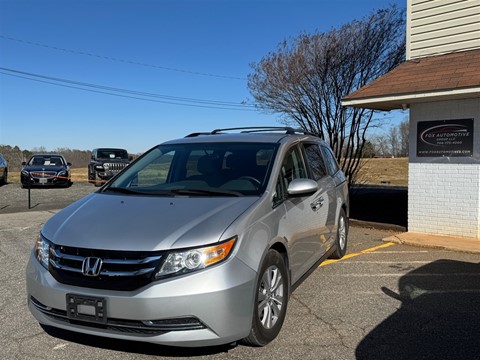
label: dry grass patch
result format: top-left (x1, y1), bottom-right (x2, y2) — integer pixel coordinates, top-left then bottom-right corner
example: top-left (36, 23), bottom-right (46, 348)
top-left (7, 158), bottom-right (409, 187)
top-left (355, 157), bottom-right (408, 186)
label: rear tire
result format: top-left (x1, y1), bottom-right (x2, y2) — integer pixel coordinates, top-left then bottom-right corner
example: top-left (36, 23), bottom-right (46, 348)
top-left (329, 208), bottom-right (348, 259)
top-left (242, 250), bottom-right (288, 347)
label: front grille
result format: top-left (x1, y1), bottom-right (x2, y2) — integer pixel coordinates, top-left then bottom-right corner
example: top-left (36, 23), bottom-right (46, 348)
top-left (30, 297), bottom-right (206, 334)
top-left (104, 162), bottom-right (127, 172)
top-left (49, 245), bottom-right (164, 291)
top-left (31, 171), bottom-right (56, 179)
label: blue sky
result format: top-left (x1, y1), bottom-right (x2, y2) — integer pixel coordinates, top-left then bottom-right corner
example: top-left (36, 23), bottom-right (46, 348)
top-left (0, 0), bottom-right (406, 154)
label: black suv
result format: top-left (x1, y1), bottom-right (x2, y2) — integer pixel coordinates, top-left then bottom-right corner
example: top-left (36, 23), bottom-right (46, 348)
top-left (88, 148), bottom-right (130, 186)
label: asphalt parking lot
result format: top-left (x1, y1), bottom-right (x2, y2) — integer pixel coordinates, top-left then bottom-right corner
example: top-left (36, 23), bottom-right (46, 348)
top-left (1, 183), bottom-right (479, 359)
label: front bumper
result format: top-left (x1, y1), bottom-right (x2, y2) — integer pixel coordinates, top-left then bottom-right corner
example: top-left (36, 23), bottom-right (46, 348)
top-left (21, 173), bottom-right (70, 186)
top-left (26, 252), bottom-right (256, 347)
top-left (96, 170), bottom-right (122, 180)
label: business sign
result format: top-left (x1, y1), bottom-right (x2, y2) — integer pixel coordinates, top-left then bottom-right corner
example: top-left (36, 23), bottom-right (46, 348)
top-left (417, 119), bottom-right (474, 157)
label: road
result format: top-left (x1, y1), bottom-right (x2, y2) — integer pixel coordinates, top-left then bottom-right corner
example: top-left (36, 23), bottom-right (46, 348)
top-left (1, 207), bottom-right (479, 359)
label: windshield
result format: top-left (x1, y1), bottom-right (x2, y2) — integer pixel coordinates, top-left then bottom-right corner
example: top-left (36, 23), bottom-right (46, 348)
top-left (107, 142), bottom-right (278, 196)
top-left (28, 156), bottom-right (64, 166)
top-left (97, 149), bottom-right (128, 159)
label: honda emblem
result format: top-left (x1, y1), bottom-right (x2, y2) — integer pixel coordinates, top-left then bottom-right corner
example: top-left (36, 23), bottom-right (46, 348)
top-left (82, 257), bottom-right (103, 277)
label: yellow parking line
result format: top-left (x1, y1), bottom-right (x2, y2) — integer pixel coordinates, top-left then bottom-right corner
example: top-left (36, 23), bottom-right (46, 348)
top-left (320, 242), bottom-right (396, 267)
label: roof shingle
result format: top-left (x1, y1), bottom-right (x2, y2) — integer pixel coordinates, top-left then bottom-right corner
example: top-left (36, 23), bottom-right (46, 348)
top-left (343, 49), bottom-right (480, 110)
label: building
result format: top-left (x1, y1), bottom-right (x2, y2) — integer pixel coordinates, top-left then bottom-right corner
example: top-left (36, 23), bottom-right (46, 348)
top-left (343, 0), bottom-right (480, 240)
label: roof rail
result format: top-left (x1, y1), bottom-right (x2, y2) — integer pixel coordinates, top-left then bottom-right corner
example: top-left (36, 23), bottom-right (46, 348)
top-left (185, 127), bottom-right (314, 137)
top-left (184, 132), bottom-right (211, 138)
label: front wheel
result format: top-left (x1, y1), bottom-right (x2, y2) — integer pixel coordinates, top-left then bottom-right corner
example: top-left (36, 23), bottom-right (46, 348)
top-left (94, 173), bottom-right (102, 187)
top-left (242, 250), bottom-right (288, 347)
top-left (1, 170), bottom-right (7, 184)
top-left (329, 208), bottom-right (348, 259)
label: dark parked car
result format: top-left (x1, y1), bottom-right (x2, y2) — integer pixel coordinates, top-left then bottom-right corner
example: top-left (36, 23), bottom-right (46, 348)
top-left (21, 154), bottom-right (72, 188)
top-left (0, 153), bottom-right (7, 185)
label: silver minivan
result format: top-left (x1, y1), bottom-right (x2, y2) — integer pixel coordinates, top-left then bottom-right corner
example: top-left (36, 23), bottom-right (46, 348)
top-left (26, 127), bottom-right (349, 347)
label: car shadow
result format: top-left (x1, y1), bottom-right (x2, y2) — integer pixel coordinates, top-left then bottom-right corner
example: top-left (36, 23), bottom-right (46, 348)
top-left (356, 259), bottom-right (480, 360)
top-left (41, 325), bottom-right (237, 357)
top-left (349, 185), bottom-right (407, 228)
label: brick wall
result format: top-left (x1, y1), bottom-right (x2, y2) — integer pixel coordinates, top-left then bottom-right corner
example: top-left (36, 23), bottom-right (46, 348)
top-left (409, 163), bottom-right (480, 238)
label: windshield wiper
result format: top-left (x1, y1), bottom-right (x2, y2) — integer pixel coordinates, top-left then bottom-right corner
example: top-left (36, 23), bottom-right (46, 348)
top-left (102, 187), bottom-right (146, 195)
top-left (169, 188), bottom-right (242, 197)
top-left (103, 187), bottom-right (241, 197)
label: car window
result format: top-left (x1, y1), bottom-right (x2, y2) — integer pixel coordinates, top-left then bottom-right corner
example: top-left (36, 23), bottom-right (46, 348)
top-left (280, 146), bottom-right (307, 188)
top-left (136, 149), bottom-right (175, 187)
top-left (50, 157), bottom-right (64, 166)
top-left (98, 149), bottom-right (128, 159)
top-left (110, 142), bottom-right (278, 196)
top-left (273, 176), bottom-right (284, 205)
top-left (303, 143), bottom-right (328, 181)
top-left (30, 157), bottom-right (43, 165)
top-left (321, 146), bottom-right (340, 175)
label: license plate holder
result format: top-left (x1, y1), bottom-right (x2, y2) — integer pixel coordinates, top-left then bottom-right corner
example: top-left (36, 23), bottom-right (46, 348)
top-left (39, 178), bottom-right (47, 184)
top-left (66, 294), bottom-right (107, 324)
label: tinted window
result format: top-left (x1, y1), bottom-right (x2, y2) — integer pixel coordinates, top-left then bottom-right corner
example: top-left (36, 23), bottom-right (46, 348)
top-left (303, 143), bottom-right (327, 180)
top-left (137, 150), bottom-right (175, 186)
top-left (98, 149), bottom-right (128, 159)
top-left (280, 146), bottom-right (307, 188)
top-left (110, 142), bottom-right (278, 196)
top-left (321, 146), bottom-right (340, 175)
top-left (29, 156), bottom-right (64, 166)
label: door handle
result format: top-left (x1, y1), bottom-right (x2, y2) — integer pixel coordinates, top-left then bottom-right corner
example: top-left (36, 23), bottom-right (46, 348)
top-left (310, 197), bottom-right (324, 211)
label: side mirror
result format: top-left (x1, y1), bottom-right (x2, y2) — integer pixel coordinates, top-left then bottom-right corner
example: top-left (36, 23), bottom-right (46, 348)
top-left (21, 161), bottom-right (26, 166)
top-left (67, 162), bottom-right (72, 166)
top-left (287, 178), bottom-right (318, 197)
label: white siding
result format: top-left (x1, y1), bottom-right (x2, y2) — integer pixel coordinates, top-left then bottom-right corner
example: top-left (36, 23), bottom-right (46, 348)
top-left (407, 0), bottom-right (480, 59)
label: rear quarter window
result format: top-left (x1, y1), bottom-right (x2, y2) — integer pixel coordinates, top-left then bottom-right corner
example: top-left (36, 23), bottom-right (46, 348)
top-left (303, 143), bottom-right (328, 181)
top-left (321, 145), bottom-right (340, 175)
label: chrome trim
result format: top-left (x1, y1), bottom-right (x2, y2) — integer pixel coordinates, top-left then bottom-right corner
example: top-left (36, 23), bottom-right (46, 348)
top-left (50, 259), bottom-right (157, 277)
top-left (50, 248), bottom-right (161, 265)
top-left (30, 296), bottom-right (206, 333)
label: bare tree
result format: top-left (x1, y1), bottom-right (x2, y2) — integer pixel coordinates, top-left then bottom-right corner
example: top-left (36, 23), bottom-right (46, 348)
top-left (388, 126), bottom-right (399, 157)
top-left (399, 119), bottom-right (409, 156)
top-left (370, 134), bottom-right (390, 156)
top-left (368, 118), bottom-right (409, 157)
top-left (248, 5), bottom-right (405, 184)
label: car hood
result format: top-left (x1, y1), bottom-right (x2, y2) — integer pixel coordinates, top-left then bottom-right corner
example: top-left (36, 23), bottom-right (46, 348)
top-left (22, 165), bottom-right (66, 172)
top-left (42, 193), bottom-right (259, 251)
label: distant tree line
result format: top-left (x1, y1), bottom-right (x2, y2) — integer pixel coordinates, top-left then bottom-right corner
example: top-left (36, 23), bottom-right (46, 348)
top-left (362, 119), bottom-right (409, 158)
top-left (0, 145), bottom-right (93, 171)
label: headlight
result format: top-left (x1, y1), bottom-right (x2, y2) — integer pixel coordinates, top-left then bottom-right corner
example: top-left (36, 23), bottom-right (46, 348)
top-left (95, 165), bottom-right (104, 170)
top-left (21, 170), bottom-right (29, 176)
top-left (156, 237), bottom-right (236, 278)
top-left (57, 170), bottom-right (67, 177)
top-left (34, 234), bottom-right (51, 269)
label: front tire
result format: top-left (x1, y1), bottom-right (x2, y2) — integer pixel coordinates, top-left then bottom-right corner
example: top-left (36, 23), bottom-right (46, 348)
top-left (329, 208), bottom-right (348, 259)
top-left (243, 249), bottom-right (288, 347)
top-left (94, 173), bottom-right (102, 187)
top-left (1, 169), bottom-right (7, 184)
